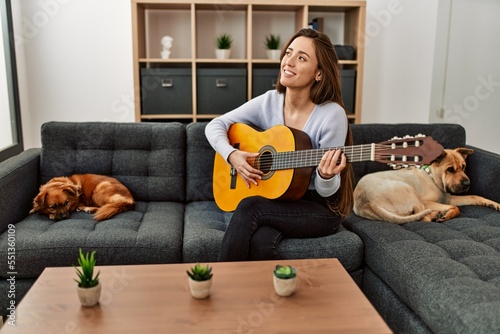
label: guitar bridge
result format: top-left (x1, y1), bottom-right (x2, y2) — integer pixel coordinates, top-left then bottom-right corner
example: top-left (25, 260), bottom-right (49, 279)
top-left (230, 166), bottom-right (237, 189)
top-left (229, 143), bottom-right (240, 189)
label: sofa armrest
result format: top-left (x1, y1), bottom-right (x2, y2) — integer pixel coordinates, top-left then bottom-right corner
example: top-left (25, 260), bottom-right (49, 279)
top-left (465, 145), bottom-right (500, 203)
top-left (0, 148), bottom-right (41, 234)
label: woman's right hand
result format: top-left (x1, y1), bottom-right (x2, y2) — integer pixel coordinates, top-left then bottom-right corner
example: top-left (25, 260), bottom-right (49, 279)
top-left (228, 150), bottom-right (263, 188)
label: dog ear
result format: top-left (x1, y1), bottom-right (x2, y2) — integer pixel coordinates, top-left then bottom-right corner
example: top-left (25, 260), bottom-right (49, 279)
top-left (434, 151), bottom-right (447, 164)
top-left (456, 147), bottom-right (474, 159)
top-left (30, 191), bottom-right (47, 214)
top-left (63, 184), bottom-right (82, 197)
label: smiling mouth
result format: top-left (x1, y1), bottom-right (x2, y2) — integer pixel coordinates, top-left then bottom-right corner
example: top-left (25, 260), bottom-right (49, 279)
top-left (283, 69), bottom-right (295, 76)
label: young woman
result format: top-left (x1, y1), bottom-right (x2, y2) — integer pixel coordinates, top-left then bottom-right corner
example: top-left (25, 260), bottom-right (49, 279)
top-left (205, 28), bottom-right (354, 261)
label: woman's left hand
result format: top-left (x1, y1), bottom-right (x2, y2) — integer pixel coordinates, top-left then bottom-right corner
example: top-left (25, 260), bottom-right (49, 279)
top-left (317, 149), bottom-right (346, 179)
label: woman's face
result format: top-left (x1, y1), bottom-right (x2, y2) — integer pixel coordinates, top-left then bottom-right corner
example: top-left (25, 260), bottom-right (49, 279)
top-left (280, 36), bottom-right (320, 90)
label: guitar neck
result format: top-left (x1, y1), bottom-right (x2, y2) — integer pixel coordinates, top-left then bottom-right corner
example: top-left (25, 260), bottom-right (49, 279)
top-left (271, 144), bottom-right (377, 170)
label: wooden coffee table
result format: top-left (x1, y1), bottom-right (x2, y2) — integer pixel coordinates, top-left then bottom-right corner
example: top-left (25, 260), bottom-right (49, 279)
top-left (0, 259), bottom-right (392, 333)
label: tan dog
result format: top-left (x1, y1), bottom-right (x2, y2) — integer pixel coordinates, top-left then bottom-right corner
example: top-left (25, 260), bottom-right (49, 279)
top-left (30, 174), bottom-right (135, 221)
top-left (353, 148), bottom-right (500, 224)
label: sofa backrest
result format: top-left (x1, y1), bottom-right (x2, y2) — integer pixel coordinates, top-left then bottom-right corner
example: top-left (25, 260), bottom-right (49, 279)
top-left (350, 123), bottom-right (466, 185)
top-left (39, 121), bottom-right (467, 203)
top-left (185, 122), bottom-right (215, 201)
top-left (184, 122), bottom-right (468, 200)
top-left (40, 121), bottom-right (186, 202)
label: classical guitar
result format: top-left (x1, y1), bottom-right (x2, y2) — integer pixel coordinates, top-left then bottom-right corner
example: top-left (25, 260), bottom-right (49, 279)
top-left (212, 123), bottom-right (444, 212)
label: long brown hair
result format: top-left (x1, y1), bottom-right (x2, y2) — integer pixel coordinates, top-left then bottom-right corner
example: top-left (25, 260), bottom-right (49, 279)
top-left (276, 28), bottom-right (354, 217)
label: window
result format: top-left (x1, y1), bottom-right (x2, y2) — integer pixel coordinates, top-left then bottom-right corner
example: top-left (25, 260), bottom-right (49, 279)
top-left (0, 0), bottom-right (22, 162)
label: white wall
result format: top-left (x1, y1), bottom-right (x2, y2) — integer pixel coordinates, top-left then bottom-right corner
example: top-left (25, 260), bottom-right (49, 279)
top-left (362, 0), bottom-right (439, 124)
top-left (429, 0), bottom-right (500, 154)
top-left (364, 0), bottom-right (500, 153)
top-left (14, 0), bottom-right (134, 148)
top-left (13, 0), bottom-right (500, 154)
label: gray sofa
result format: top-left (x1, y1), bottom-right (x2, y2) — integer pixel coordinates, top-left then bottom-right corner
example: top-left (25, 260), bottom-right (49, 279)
top-left (1, 121), bottom-right (499, 333)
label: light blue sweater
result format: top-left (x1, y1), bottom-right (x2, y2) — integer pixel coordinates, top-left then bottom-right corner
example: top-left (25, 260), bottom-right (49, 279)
top-left (205, 90), bottom-right (348, 197)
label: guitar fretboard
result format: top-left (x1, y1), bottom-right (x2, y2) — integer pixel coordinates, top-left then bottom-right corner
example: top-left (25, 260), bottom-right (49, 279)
top-left (267, 144), bottom-right (374, 170)
top-left (258, 142), bottom-right (425, 171)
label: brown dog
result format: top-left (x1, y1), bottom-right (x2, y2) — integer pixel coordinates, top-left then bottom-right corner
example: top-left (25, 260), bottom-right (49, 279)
top-left (353, 148), bottom-right (500, 224)
top-left (30, 174), bottom-right (135, 221)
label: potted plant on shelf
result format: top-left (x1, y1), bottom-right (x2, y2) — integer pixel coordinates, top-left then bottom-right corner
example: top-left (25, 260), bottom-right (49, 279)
top-left (265, 34), bottom-right (282, 60)
top-left (74, 248), bottom-right (101, 307)
top-left (273, 264), bottom-right (297, 297)
top-left (215, 33), bottom-right (233, 59)
top-left (187, 263), bottom-right (213, 299)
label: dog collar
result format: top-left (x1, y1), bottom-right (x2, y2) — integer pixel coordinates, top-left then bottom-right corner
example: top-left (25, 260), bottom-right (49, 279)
top-left (422, 164), bottom-right (433, 177)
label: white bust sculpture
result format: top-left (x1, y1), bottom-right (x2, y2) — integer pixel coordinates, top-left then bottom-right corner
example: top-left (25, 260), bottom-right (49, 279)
top-left (161, 35), bottom-right (173, 59)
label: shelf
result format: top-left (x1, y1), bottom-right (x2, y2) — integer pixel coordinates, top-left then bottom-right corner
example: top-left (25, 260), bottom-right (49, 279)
top-left (195, 59), bottom-right (249, 64)
top-left (132, 0), bottom-right (366, 124)
top-left (141, 114), bottom-right (193, 119)
top-left (139, 59), bottom-right (357, 65)
top-left (141, 114), bottom-right (227, 120)
top-left (139, 58), bottom-right (194, 63)
top-left (252, 59), bottom-right (280, 64)
top-left (339, 60), bottom-right (358, 65)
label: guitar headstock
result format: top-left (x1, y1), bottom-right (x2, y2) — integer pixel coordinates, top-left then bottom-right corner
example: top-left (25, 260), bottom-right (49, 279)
top-left (376, 134), bottom-right (444, 168)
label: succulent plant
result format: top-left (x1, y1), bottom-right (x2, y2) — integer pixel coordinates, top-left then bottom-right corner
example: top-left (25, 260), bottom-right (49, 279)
top-left (273, 265), bottom-right (297, 279)
top-left (187, 263), bottom-right (213, 281)
top-left (215, 33), bottom-right (233, 50)
top-left (265, 34), bottom-right (281, 50)
top-left (74, 248), bottom-right (100, 288)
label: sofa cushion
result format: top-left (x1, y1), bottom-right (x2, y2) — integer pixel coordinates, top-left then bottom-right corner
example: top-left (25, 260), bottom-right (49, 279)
top-left (344, 206), bottom-right (500, 333)
top-left (182, 201), bottom-right (231, 262)
top-left (183, 201), bottom-right (364, 272)
top-left (277, 226), bottom-right (364, 272)
top-left (0, 201), bottom-right (184, 278)
top-left (39, 121), bottom-right (186, 202)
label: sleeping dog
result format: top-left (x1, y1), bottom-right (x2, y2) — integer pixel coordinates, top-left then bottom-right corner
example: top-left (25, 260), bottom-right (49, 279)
top-left (353, 148), bottom-right (500, 224)
top-left (30, 174), bottom-right (135, 221)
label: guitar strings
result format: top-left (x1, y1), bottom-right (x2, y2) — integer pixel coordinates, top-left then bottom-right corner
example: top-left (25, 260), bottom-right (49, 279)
top-left (252, 143), bottom-right (420, 170)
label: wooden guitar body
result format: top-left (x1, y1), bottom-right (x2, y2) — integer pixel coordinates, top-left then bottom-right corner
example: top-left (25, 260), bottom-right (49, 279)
top-left (213, 123), bottom-right (313, 212)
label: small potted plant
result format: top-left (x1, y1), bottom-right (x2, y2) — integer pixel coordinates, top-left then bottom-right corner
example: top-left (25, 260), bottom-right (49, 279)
top-left (187, 263), bottom-right (213, 299)
top-left (264, 34), bottom-right (281, 60)
top-left (273, 264), bottom-right (297, 297)
top-left (215, 33), bottom-right (233, 59)
top-left (74, 248), bottom-right (101, 307)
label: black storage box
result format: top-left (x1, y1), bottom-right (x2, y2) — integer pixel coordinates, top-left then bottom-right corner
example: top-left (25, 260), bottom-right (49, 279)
top-left (334, 45), bottom-right (356, 60)
top-left (140, 68), bottom-right (192, 114)
top-left (252, 68), bottom-right (279, 98)
top-left (197, 68), bottom-right (247, 115)
top-left (341, 69), bottom-right (356, 113)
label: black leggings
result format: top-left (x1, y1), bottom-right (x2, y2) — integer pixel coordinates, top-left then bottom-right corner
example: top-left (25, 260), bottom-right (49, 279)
top-left (218, 193), bottom-right (341, 261)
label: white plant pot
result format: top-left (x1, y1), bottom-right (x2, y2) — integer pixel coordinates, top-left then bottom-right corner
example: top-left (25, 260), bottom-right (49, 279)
top-left (273, 275), bottom-right (297, 297)
top-left (188, 278), bottom-right (212, 299)
top-left (77, 283), bottom-right (101, 307)
top-left (215, 49), bottom-right (231, 60)
top-left (266, 49), bottom-right (281, 60)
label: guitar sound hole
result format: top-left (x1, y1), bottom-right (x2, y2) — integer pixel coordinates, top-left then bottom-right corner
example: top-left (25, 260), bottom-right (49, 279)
top-left (256, 148), bottom-right (275, 180)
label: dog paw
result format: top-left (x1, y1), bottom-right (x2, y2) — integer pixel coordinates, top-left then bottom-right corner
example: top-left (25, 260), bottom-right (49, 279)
top-left (434, 212), bottom-right (447, 222)
top-left (489, 204), bottom-right (500, 211)
top-left (77, 206), bottom-right (97, 214)
top-left (435, 207), bottom-right (460, 222)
